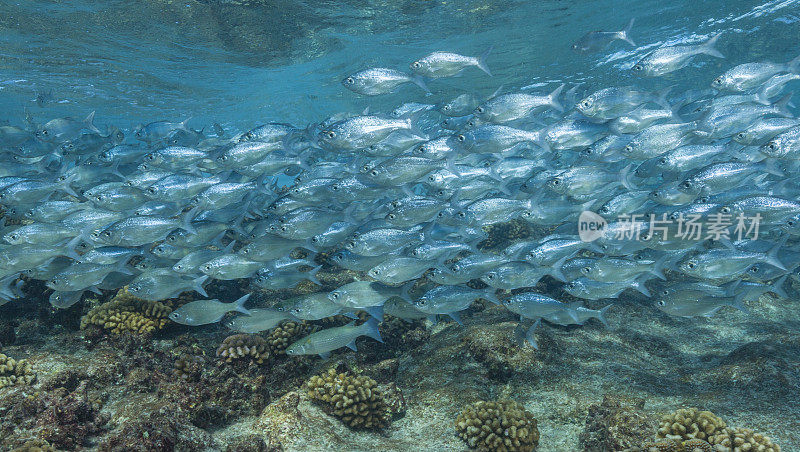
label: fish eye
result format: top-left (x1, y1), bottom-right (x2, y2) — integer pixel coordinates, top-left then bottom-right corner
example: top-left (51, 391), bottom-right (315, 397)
top-left (411, 61), bottom-right (421, 69)
top-left (749, 265), bottom-right (759, 273)
top-left (370, 170), bottom-right (379, 177)
top-left (345, 77), bottom-right (354, 84)
top-left (767, 142), bottom-right (777, 151)
top-left (486, 273), bottom-right (495, 280)
top-left (443, 105), bottom-right (451, 111)
top-left (146, 154), bottom-right (156, 161)
top-left (581, 266), bottom-right (591, 274)
top-left (57, 175), bottom-right (67, 182)
top-left (713, 76), bottom-right (723, 85)
top-left (582, 148), bottom-right (593, 155)
top-left (218, 155), bottom-right (228, 162)
top-left (330, 184), bottom-right (339, 191)
top-left (415, 146), bottom-right (425, 154)
top-left (658, 157), bottom-right (668, 165)
top-left (580, 100), bottom-right (591, 109)
top-left (787, 219), bottom-right (796, 227)
top-left (736, 133), bottom-right (745, 140)
top-left (457, 211), bottom-right (466, 219)
top-left (550, 178), bottom-right (561, 186)
top-left (326, 131), bottom-right (336, 139)
top-left (476, 107), bottom-right (484, 114)
top-left (680, 181), bottom-right (693, 190)
top-left (103, 231), bottom-right (111, 237)
top-left (624, 145), bottom-right (633, 153)
top-left (9, 234), bottom-right (18, 241)
top-left (633, 64), bottom-right (643, 71)
top-left (720, 206), bottom-right (731, 214)
top-left (686, 262), bottom-right (696, 269)
top-left (657, 300), bottom-right (666, 306)
top-left (387, 213), bottom-right (396, 220)
top-left (330, 292), bottom-right (339, 299)
top-left (599, 206), bottom-right (610, 214)
top-left (202, 264), bottom-right (211, 271)
top-left (437, 211), bottom-right (446, 218)
top-left (417, 299), bottom-right (427, 306)
top-left (147, 187), bottom-right (157, 194)
top-left (457, 135), bottom-right (466, 142)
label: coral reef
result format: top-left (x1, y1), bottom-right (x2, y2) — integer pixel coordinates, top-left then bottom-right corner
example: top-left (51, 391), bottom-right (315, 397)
top-left (216, 333), bottom-right (270, 365)
top-left (579, 395), bottom-right (657, 451)
top-left (98, 407), bottom-right (214, 452)
top-left (455, 399), bottom-right (540, 452)
top-left (0, 370), bottom-right (108, 450)
top-left (710, 428), bottom-right (781, 452)
top-left (306, 368), bottom-right (392, 430)
top-left (80, 288), bottom-right (171, 335)
top-left (656, 408), bottom-right (727, 443)
top-left (624, 440), bottom-right (713, 451)
top-left (479, 219), bottom-right (531, 250)
top-left (9, 439), bottom-right (57, 452)
top-left (174, 352), bottom-right (206, 381)
top-left (0, 352), bottom-right (36, 388)
top-left (265, 320), bottom-right (308, 355)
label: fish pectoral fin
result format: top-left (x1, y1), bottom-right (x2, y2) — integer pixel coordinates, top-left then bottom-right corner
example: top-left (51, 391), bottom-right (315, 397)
top-left (345, 340), bottom-right (358, 352)
top-left (318, 352), bottom-right (331, 359)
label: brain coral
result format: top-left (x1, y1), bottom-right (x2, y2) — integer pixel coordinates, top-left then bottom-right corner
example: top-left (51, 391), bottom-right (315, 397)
top-left (216, 334), bottom-right (270, 365)
top-left (656, 408), bottom-right (726, 443)
top-left (80, 287), bottom-right (171, 335)
top-left (455, 399), bottom-right (540, 452)
top-left (0, 353), bottom-right (36, 389)
top-left (709, 428), bottom-right (780, 452)
top-left (306, 368), bottom-right (391, 430)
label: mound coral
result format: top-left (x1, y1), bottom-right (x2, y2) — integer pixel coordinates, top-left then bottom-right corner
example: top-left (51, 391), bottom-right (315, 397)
top-left (266, 320), bottom-right (308, 355)
top-left (9, 439), bottom-right (57, 452)
top-left (305, 368), bottom-right (391, 430)
top-left (709, 428), bottom-right (781, 452)
top-left (216, 334), bottom-right (270, 365)
top-left (656, 408), bottom-right (726, 443)
top-left (579, 395), bottom-right (656, 451)
top-left (0, 353), bottom-right (36, 389)
top-left (455, 399), bottom-right (540, 452)
top-left (174, 353), bottom-right (206, 381)
top-left (80, 288), bottom-right (171, 335)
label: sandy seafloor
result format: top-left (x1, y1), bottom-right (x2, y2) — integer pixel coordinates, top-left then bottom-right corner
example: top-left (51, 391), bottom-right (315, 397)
top-left (0, 269), bottom-right (797, 452)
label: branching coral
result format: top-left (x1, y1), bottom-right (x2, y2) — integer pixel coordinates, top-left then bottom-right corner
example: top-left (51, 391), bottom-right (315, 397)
top-left (656, 408), bottom-right (726, 443)
top-left (306, 368), bottom-right (391, 430)
top-left (455, 400), bottom-right (540, 452)
top-left (80, 287), bottom-right (171, 335)
top-left (266, 320), bottom-right (308, 355)
top-left (0, 353), bottom-right (36, 388)
top-left (709, 428), bottom-right (781, 452)
top-left (216, 334), bottom-right (270, 365)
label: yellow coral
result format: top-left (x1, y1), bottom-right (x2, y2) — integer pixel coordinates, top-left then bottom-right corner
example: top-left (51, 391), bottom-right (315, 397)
top-left (0, 353), bottom-right (36, 389)
top-left (306, 368), bottom-right (391, 430)
top-left (80, 287), bottom-right (171, 335)
top-left (266, 320), bottom-right (308, 355)
top-left (216, 334), bottom-right (270, 364)
top-left (657, 408), bottom-right (726, 443)
top-left (455, 400), bottom-right (540, 452)
top-left (709, 428), bottom-right (780, 452)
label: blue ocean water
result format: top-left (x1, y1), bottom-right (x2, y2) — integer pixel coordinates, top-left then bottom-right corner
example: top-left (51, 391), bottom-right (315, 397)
top-left (1, 0), bottom-right (798, 131)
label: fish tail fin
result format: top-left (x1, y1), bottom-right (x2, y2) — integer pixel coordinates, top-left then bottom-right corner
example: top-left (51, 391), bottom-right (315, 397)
top-left (482, 288), bottom-right (500, 305)
top-left (525, 319), bottom-right (540, 349)
top-left (763, 158), bottom-right (786, 177)
top-left (411, 74), bottom-right (431, 94)
top-left (549, 255), bottom-right (569, 282)
top-left (655, 85), bottom-right (673, 110)
top-left (788, 54), bottom-right (800, 73)
top-left (193, 275), bottom-right (210, 297)
top-left (399, 280), bottom-right (415, 304)
top-left (771, 274), bottom-right (789, 299)
top-left (730, 294), bottom-right (750, 314)
top-left (548, 83), bottom-right (565, 112)
top-left (233, 293), bottom-right (251, 315)
top-left (619, 163), bottom-right (637, 190)
top-left (477, 46), bottom-right (493, 76)
top-left (84, 110), bottom-right (102, 134)
top-left (772, 92), bottom-right (794, 118)
top-left (597, 304), bottom-right (612, 327)
top-left (618, 17), bottom-right (636, 46)
top-left (181, 206), bottom-right (198, 235)
top-left (763, 238), bottom-right (788, 271)
top-left (701, 33), bottom-right (725, 59)
top-left (632, 274), bottom-right (651, 297)
top-left (363, 316), bottom-right (384, 344)
top-left (307, 265), bottom-right (322, 286)
top-left (651, 254), bottom-right (669, 280)
top-left (404, 109), bottom-right (427, 140)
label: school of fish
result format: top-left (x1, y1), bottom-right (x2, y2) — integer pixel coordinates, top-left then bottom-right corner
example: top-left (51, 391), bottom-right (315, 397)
top-left (1, 22), bottom-right (799, 356)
